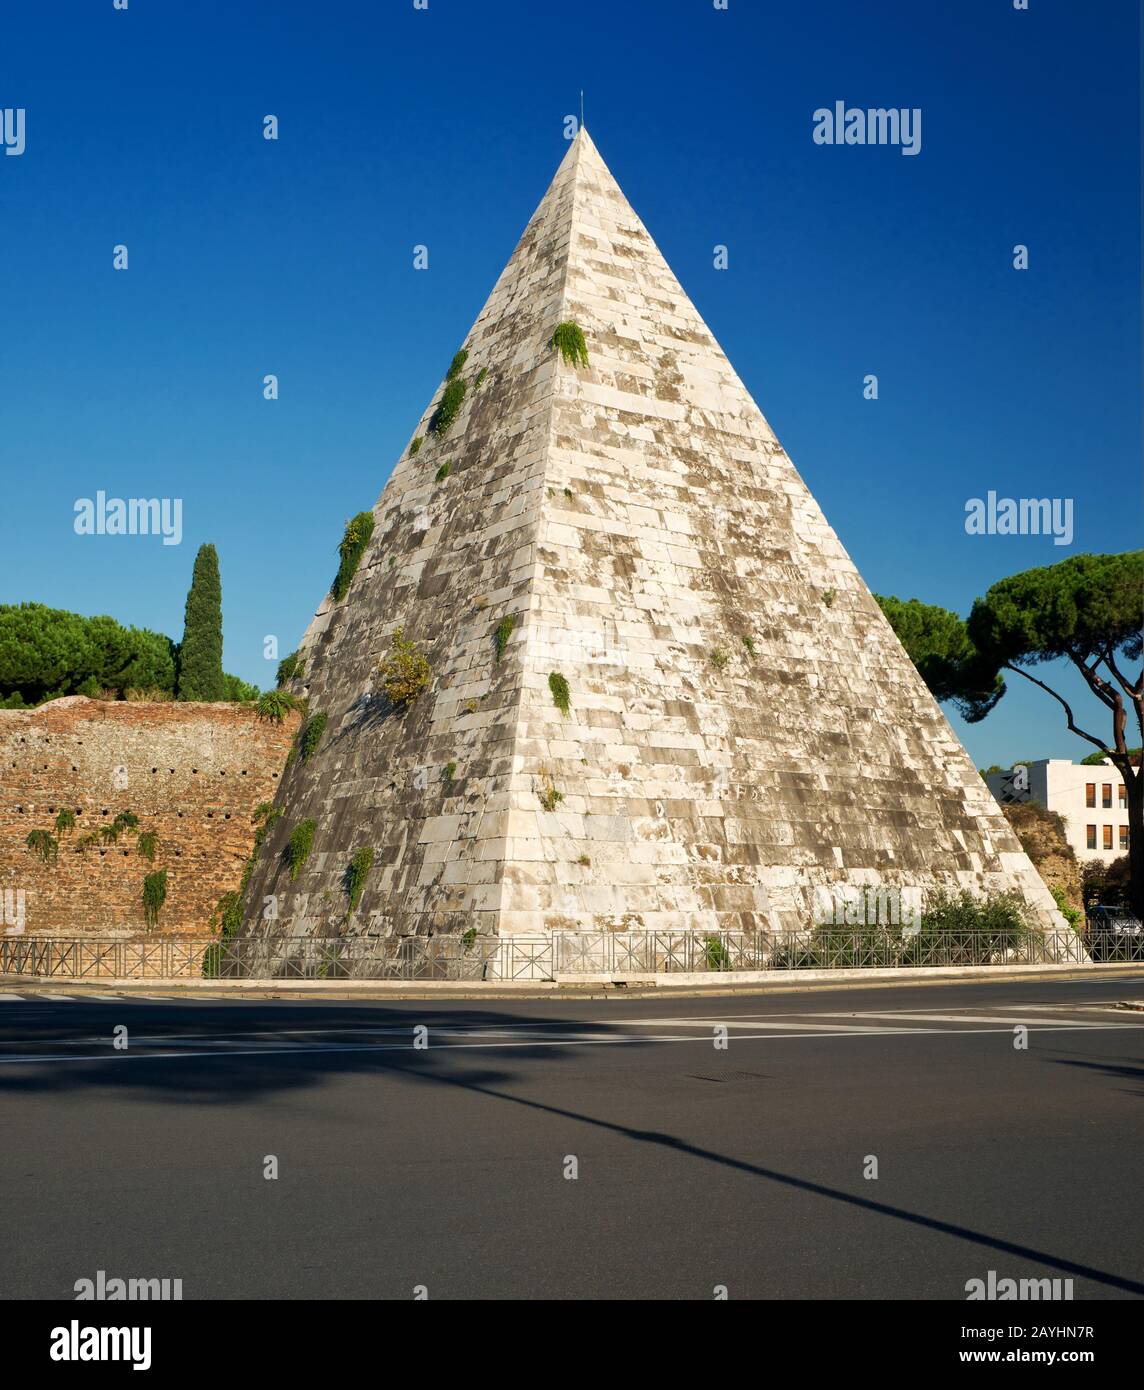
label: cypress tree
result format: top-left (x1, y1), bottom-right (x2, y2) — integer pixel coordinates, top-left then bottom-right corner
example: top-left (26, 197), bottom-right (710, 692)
top-left (177, 543), bottom-right (225, 701)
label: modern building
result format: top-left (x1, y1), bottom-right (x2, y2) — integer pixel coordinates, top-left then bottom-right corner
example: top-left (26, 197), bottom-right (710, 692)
top-left (986, 759), bottom-right (1130, 863)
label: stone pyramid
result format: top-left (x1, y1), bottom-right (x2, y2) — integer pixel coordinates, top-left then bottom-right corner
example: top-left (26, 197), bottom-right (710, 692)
top-left (244, 129), bottom-right (1060, 941)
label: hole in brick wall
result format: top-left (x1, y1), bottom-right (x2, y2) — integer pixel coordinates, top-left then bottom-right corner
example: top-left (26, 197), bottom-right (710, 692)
top-left (102, 809), bottom-right (109, 816)
top-left (192, 769), bottom-right (198, 774)
top-left (152, 768), bottom-right (157, 774)
top-left (16, 806), bottom-right (23, 814)
top-left (241, 770), bottom-right (248, 776)
top-left (207, 812), bottom-right (214, 818)
top-left (122, 850), bottom-right (128, 856)
top-left (175, 850), bottom-right (181, 857)
top-left (177, 812), bottom-right (183, 818)
top-left (272, 772), bottom-right (278, 779)
top-left (224, 813), bottom-right (231, 820)
top-left (71, 765), bottom-right (78, 772)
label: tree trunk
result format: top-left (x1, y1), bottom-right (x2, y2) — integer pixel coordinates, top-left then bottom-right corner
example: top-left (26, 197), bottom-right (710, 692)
top-left (1126, 769), bottom-right (1144, 921)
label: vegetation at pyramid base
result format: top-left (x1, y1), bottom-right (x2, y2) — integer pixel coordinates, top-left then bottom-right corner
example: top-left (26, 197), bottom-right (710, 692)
top-left (548, 671), bottom-right (571, 716)
top-left (771, 890), bottom-right (1036, 971)
top-left (332, 511), bottom-right (376, 602)
top-left (26, 828), bottom-right (57, 864)
top-left (431, 376), bottom-right (467, 437)
top-left (287, 820), bottom-right (317, 880)
top-left (494, 614), bottom-right (515, 663)
top-left (257, 688), bottom-right (304, 723)
top-left (877, 549), bottom-right (1144, 919)
top-left (446, 348), bottom-right (469, 381)
top-left (299, 711), bottom-right (329, 762)
top-left (177, 543), bottom-right (226, 702)
top-left (203, 890), bottom-right (243, 977)
top-left (142, 869), bottom-right (168, 928)
top-left (377, 627), bottom-right (431, 707)
top-left (345, 846), bottom-right (374, 914)
top-left (551, 321), bottom-right (589, 368)
top-left (277, 650), bottom-right (304, 687)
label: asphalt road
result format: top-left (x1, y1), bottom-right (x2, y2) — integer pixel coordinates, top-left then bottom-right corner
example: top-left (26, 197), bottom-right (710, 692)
top-left (2, 973), bottom-right (1143, 1300)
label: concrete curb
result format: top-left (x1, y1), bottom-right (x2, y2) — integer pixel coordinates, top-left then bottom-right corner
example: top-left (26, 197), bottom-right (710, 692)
top-left (4, 962), bottom-right (1143, 1003)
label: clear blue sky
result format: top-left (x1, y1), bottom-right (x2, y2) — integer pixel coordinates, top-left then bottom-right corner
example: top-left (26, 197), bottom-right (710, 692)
top-left (0, 0), bottom-right (1138, 767)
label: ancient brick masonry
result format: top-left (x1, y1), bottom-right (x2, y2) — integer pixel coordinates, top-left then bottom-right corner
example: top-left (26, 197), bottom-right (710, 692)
top-left (0, 697), bottom-right (298, 936)
top-left (244, 129), bottom-right (1063, 941)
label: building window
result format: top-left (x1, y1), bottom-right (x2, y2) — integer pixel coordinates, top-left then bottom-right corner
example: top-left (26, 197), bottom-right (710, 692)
top-left (1102, 784), bottom-right (1112, 808)
top-left (1120, 826), bottom-right (1129, 850)
top-left (1103, 825), bottom-right (1113, 850)
top-left (1085, 783), bottom-right (1096, 808)
top-left (1087, 825), bottom-right (1097, 849)
top-left (1119, 785), bottom-right (1127, 809)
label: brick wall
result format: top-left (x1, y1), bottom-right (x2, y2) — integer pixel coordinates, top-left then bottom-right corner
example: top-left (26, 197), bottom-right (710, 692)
top-left (0, 697), bottom-right (298, 937)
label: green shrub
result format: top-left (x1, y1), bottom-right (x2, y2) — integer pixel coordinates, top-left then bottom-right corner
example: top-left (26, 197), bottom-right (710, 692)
top-left (431, 377), bottom-right (467, 437)
top-left (142, 869), bottom-right (168, 927)
top-left (377, 627), bottom-right (431, 707)
top-left (202, 890), bottom-right (243, 977)
top-left (435, 461), bottom-right (451, 482)
top-left (99, 812), bottom-right (138, 845)
top-left (137, 830), bottom-right (160, 862)
top-left (54, 808), bottom-right (76, 834)
top-left (443, 761), bottom-right (457, 783)
top-left (704, 935), bottom-right (732, 971)
top-left (257, 689), bottom-right (303, 723)
top-left (538, 780), bottom-right (564, 813)
top-left (276, 650), bottom-right (303, 686)
top-left (288, 820), bottom-right (317, 880)
top-left (446, 348), bottom-right (469, 381)
top-left (461, 926), bottom-right (478, 950)
top-left (345, 846), bottom-right (374, 914)
top-left (409, 436), bottom-right (423, 457)
top-left (474, 367), bottom-right (487, 390)
top-left (494, 614), bottom-right (515, 663)
top-left (26, 829), bottom-right (57, 864)
top-left (300, 711), bottom-right (329, 762)
top-left (548, 671), bottom-right (571, 716)
top-left (332, 511), bottom-right (376, 601)
top-left (1051, 884), bottom-right (1082, 932)
top-left (741, 635), bottom-right (755, 655)
top-left (823, 589), bottom-right (836, 608)
top-left (551, 321), bottom-right (589, 368)
top-left (709, 648), bottom-right (729, 669)
top-left (76, 831), bottom-right (101, 854)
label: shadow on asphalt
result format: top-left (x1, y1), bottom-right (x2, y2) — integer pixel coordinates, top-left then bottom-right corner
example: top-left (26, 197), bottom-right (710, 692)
top-left (1050, 1055), bottom-right (1144, 1097)
top-left (3, 1000), bottom-right (1143, 1297)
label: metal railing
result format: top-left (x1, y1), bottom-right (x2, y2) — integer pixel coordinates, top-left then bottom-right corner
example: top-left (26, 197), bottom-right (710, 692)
top-left (3, 925), bottom-right (1141, 981)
